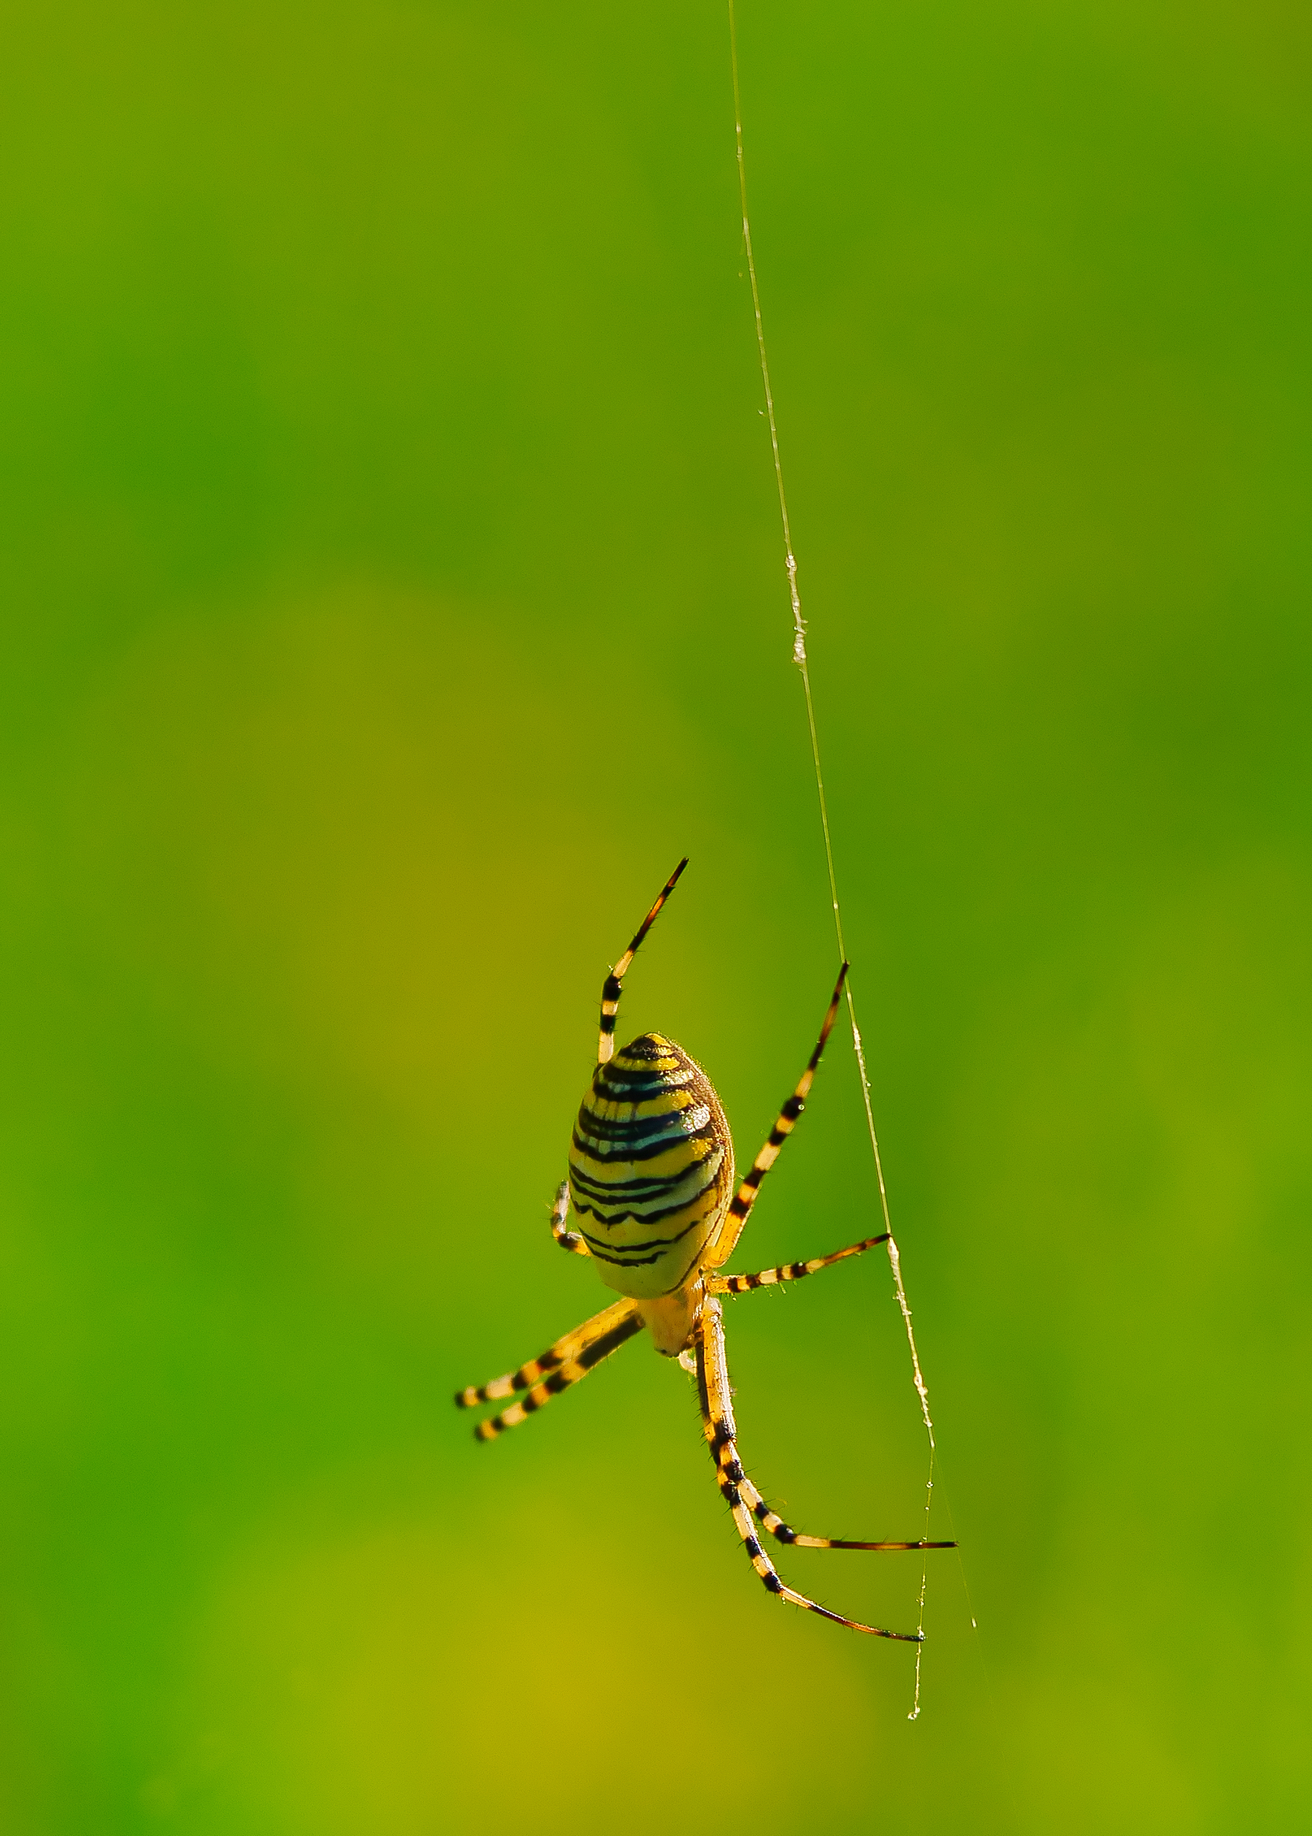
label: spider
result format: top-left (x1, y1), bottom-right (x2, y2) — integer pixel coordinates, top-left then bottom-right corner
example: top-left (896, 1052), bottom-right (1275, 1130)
top-left (456, 859), bottom-right (954, 1639)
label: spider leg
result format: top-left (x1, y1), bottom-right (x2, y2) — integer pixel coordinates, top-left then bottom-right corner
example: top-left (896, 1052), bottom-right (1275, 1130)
top-left (455, 1297), bottom-right (642, 1438)
top-left (704, 964), bottom-right (848, 1271)
top-left (708, 1247), bottom-right (954, 1551)
top-left (731, 1465), bottom-right (953, 1553)
top-left (598, 857), bottom-right (688, 1064)
top-left (549, 1179), bottom-right (590, 1255)
top-left (710, 1232), bottom-right (889, 1295)
top-left (694, 1296), bottom-right (926, 1639)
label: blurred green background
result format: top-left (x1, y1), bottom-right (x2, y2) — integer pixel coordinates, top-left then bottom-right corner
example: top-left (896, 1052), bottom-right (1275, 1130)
top-left (2, 1), bottom-right (1309, 1830)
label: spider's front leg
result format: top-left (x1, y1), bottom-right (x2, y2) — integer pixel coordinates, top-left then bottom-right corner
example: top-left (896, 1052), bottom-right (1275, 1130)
top-left (693, 1297), bottom-right (951, 1637)
top-left (455, 1296), bottom-right (642, 1438)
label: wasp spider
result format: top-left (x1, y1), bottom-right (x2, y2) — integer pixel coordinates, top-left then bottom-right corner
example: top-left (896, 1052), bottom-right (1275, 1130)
top-left (456, 860), bottom-right (953, 1639)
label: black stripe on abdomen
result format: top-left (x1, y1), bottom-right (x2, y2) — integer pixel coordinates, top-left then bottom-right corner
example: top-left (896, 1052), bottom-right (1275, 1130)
top-left (570, 1122), bottom-right (715, 1166)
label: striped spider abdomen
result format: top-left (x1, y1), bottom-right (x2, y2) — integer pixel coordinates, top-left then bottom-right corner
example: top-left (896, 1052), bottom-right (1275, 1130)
top-left (568, 1032), bottom-right (735, 1303)
top-left (456, 861), bottom-right (956, 1637)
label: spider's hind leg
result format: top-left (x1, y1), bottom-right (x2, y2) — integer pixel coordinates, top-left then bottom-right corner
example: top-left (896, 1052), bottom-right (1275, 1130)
top-left (549, 1179), bottom-right (590, 1256)
top-left (704, 964), bottom-right (848, 1272)
top-left (597, 858), bottom-right (688, 1063)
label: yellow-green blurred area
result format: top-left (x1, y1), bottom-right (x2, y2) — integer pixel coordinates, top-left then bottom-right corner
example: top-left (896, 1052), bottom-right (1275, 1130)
top-left (1, 0), bottom-right (1308, 1829)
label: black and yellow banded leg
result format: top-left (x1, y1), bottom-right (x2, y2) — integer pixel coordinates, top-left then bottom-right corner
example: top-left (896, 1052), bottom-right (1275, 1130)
top-left (454, 1295), bottom-right (638, 1408)
top-left (694, 1296), bottom-right (924, 1640)
top-left (710, 1232), bottom-right (890, 1295)
top-left (455, 1297), bottom-right (642, 1439)
top-left (731, 1460), bottom-right (953, 1554)
top-left (705, 964), bottom-right (849, 1272)
top-left (549, 1179), bottom-right (590, 1256)
top-left (708, 1247), bottom-right (954, 1553)
top-left (598, 857), bottom-right (689, 1064)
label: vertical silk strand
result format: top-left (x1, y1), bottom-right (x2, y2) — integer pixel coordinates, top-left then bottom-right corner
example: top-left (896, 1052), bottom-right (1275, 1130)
top-left (728, 0), bottom-right (939, 1717)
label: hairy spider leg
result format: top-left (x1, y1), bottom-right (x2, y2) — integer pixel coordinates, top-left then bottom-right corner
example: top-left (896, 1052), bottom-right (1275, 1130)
top-left (704, 963), bottom-right (849, 1272)
top-left (694, 1296), bottom-right (921, 1639)
top-left (709, 1240), bottom-right (955, 1551)
top-left (453, 1294), bottom-right (639, 1408)
top-left (711, 1233), bottom-right (889, 1294)
top-left (597, 857), bottom-right (689, 1064)
top-left (729, 1459), bottom-right (951, 1554)
top-left (455, 1297), bottom-right (642, 1438)
top-left (548, 1178), bottom-right (590, 1255)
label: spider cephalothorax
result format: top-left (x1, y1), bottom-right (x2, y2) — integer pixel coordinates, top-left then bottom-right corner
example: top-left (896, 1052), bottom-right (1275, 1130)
top-left (456, 860), bottom-right (953, 1639)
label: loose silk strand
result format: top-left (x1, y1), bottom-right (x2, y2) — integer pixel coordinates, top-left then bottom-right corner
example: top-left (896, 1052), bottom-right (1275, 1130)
top-left (728, 0), bottom-right (941, 1717)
